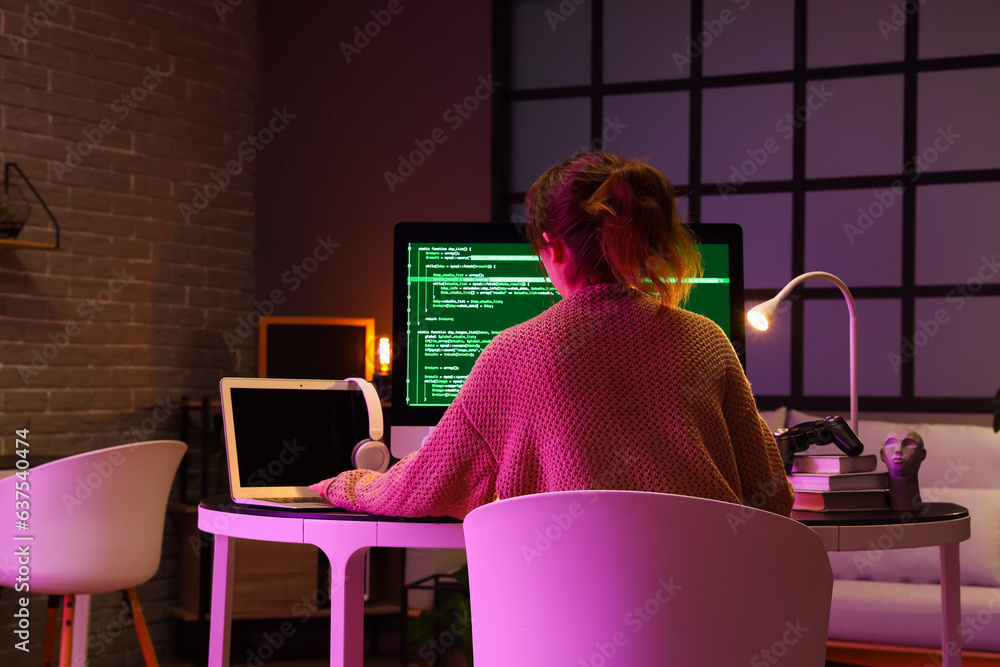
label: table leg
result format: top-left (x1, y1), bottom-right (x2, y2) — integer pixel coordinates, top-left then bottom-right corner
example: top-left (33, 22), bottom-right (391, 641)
top-left (208, 534), bottom-right (235, 667)
top-left (304, 521), bottom-right (377, 667)
top-left (323, 546), bottom-right (369, 667)
top-left (71, 594), bottom-right (89, 667)
top-left (940, 542), bottom-right (962, 667)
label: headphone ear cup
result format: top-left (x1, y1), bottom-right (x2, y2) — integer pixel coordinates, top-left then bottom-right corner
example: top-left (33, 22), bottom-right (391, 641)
top-left (352, 439), bottom-right (390, 473)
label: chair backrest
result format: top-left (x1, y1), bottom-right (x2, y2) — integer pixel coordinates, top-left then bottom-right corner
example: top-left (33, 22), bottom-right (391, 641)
top-left (0, 440), bottom-right (187, 595)
top-left (464, 491), bottom-right (833, 667)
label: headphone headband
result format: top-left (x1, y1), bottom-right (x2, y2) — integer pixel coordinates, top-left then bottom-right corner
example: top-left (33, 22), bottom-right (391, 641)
top-left (345, 377), bottom-right (383, 441)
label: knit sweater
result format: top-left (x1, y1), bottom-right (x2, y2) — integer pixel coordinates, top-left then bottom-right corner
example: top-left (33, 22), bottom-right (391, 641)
top-left (313, 283), bottom-right (793, 519)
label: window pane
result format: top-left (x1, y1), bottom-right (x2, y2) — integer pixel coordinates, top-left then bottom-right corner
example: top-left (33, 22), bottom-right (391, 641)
top-left (604, 0), bottom-right (690, 82)
top-left (804, 299), bottom-right (901, 397)
top-left (920, 0), bottom-right (1000, 59)
top-left (807, 0), bottom-right (904, 67)
top-left (805, 75), bottom-right (903, 179)
top-left (745, 301), bottom-right (791, 396)
top-left (805, 189), bottom-right (902, 288)
top-left (511, 0), bottom-right (592, 90)
top-left (702, 83), bottom-right (794, 185)
top-left (916, 183), bottom-right (1000, 286)
top-left (917, 68), bottom-right (1000, 173)
top-left (701, 193), bottom-right (792, 290)
top-left (510, 98), bottom-right (591, 192)
top-left (702, 0), bottom-right (794, 76)
top-left (603, 92), bottom-right (689, 185)
top-left (914, 297), bottom-right (1000, 398)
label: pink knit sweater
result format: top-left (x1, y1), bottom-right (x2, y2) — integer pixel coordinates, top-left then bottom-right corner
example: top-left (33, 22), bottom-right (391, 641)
top-left (313, 284), bottom-right (793, 519)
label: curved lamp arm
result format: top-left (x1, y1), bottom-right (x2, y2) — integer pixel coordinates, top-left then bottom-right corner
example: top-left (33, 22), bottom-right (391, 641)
top-left (747, 271), bottom-right (858, 433)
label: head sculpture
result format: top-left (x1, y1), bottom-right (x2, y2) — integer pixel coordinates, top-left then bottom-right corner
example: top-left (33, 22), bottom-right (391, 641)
top-left (881, 429), bottom-right (926, 511)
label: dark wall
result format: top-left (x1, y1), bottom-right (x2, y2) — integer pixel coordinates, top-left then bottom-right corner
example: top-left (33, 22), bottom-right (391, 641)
top-left (256, 1), bottom-right (494, 339)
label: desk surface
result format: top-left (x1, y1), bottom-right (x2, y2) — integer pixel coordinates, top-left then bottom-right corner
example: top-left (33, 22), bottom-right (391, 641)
top-left (792, 502), bottom-right (969, 526)
top-left (201, 495), bottom-right (967, 528)
top-left (199, 494), bottom-right (462, 523)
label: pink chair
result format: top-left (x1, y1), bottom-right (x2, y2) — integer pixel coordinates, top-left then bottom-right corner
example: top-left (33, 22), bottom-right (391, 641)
top-left (0, 440), bottom-right (187, 667)
top-left (464, 491), bottom-right (833, 666)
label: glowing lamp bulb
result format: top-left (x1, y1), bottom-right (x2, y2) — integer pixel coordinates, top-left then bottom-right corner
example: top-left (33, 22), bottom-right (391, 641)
top-left (377, 337), bottom-right (391, 373)
top-left (747, 309), bottom-right (769, 331)
top-left (747, 297), bottom-right (780, 333)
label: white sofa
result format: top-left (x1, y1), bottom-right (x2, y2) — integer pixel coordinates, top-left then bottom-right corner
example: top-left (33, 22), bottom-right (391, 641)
top-left (777, 409), bottom-right (1000, 656)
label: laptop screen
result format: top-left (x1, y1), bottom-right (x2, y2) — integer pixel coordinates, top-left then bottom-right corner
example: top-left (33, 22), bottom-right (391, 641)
top-left (229, 386), bottom-right (368, 488)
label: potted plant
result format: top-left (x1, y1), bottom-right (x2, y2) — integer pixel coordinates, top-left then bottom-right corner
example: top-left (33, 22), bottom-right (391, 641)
top-left (0, 186), bottom-right (31, 239)
top-left (407, 565), bottom-right (474, 666)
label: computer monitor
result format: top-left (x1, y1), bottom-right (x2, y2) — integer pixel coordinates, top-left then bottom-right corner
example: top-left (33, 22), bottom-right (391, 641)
top-left (390, 221), bottom-right (745, 457)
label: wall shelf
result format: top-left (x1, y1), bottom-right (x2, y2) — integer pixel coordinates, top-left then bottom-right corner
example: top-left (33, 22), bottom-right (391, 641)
top-left (1, 163), bottom-right (61, 250)
top-left (0, 238), bottom-right (58, 250)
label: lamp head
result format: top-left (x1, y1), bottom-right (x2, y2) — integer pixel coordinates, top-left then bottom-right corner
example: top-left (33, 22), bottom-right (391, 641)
top-left (747, 297), bottom-right (781, 332)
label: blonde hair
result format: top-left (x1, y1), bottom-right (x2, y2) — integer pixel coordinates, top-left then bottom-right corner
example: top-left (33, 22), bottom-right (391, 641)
top-left (525, 152), bottom-right (703, 308)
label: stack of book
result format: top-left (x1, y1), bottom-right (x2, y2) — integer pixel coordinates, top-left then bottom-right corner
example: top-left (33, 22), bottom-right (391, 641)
top-left (788, 454), bottom-right (889, 511)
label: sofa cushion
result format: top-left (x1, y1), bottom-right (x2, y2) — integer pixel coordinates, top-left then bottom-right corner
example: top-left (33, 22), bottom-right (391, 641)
top-left (828, 580), bottom-right (1000, 652)
top-left (825, 487), bottom-right (1000, 587)
top-left (758, 406), bottom-right (787, 433)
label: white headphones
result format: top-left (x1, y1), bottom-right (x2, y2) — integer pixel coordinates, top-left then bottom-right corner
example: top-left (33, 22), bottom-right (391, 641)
top-left (346, 377), bottom-right (390, 473)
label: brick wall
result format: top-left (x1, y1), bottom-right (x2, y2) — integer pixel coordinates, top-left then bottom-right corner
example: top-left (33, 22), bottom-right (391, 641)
top-left (0, 0), bottom-right (257, 664)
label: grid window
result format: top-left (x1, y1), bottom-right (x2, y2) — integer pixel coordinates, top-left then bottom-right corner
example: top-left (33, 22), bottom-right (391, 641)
top-left (498, 0), bottom-right (1000, 412)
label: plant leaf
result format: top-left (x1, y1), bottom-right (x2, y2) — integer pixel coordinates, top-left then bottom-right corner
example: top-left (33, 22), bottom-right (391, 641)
top-left (407, 608), bottom-right (441, 649)
top-left (994, 388), bottom-right (1000, 433)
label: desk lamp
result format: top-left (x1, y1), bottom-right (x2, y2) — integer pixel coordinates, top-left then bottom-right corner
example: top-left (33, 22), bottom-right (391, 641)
top-left (746, 271), bottom-right (858, 433)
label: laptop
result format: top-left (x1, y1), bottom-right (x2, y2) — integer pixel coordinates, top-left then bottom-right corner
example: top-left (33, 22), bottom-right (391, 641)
top-left (219, 377), bottom-right (373, 510)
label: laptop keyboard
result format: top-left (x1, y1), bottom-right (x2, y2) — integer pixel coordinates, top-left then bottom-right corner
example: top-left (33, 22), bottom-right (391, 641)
top-left (268, 497), bottom-right (328, 503)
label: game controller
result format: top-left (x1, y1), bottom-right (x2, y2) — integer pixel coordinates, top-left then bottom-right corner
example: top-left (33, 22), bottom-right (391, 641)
top-left (773, 415), bottom-right (865, 473)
